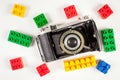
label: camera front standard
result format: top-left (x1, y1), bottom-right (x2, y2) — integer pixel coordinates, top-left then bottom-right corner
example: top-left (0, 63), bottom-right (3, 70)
top-left (36, 19), bottom-right (101, 62)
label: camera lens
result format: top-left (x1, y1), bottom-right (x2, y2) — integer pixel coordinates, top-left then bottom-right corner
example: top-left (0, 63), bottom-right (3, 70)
top-left (60, 30), bottom-right (84, 54)
top-left (67, 37), bottom-right (78, 48)
top-left (64, 34), bottom-right (81, 51)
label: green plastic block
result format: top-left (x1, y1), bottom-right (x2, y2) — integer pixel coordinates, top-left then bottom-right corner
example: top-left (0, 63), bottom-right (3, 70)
top-left (101, 29), bottom-right (116, 52)
top-left (8, 30), bottom-right (33, 47)
top-left (33, 13), bottom-right (48, 28)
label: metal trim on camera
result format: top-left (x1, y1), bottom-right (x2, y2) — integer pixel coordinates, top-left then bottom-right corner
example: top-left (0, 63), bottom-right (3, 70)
top-left (36, 19), bottom-right (101, 62)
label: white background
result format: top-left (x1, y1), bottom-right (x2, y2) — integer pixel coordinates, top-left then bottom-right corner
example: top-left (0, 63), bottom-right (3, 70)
top-left (0, 0), bottom-right (120, 80)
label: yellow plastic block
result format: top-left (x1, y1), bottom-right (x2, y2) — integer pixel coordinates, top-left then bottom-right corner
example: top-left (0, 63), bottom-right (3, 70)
top-left (12, 4), bottom-right (26, 17)
top-left (64, 55), bottom-right (97, 72)
top-left (91, 62), bottom-right (97, 66)
top-left (81, 64), bottom-right (86, 68)
top-left (71, 66), bottom-right (76, 70)
top-left (80, 59), bottom-right (85, 63)
top-left (85, 58), bottom-right (90, 62)
top-left (90, 56), bottom-right (96, 61)
top-left (75, 60), bottom-right (80, 64)
top-left (86, 63), bottom-right (91, 67)
top-left (70, 61), bottom-right (75, 66)
top-left (65, 67), bottom-right (70, 71)
top-left (76, 65), bottom-right (81, 69)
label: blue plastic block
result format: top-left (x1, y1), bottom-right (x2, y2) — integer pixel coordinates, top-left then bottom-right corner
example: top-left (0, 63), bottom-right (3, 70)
top-left (96, 60), bottom-right (111, 74)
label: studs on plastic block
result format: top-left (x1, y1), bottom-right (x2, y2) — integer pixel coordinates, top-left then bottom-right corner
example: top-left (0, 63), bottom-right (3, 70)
top-left (12, 4), bottom-right (26, 17)
top-left (64, 5), bottom-right (78, 19)
top-left (8, 30), bottom-right (33, 47)
top-left (96, 60), bottom-right (111, 74)
top-left (64, 55), bottom-right (97, 72)
top-left (98, 4), bottom-right (113, 19)
top-left (33, 13), bottom-right (48, 28)
top-left (10, 57), bottom-right (24, 70)
top-left (36, 63), bottom-right (50, 77)
top-left (101, 29), bottom-right (116, 52)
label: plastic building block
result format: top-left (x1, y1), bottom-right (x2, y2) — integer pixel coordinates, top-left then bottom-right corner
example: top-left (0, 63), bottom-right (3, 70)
top-left (12, 4), bottom-right (26, 17)
top-left (64, 55), bottom-right (97, 72)
top-left (96, 60), bottom-right (111, 74)
top-left (8, 30), bottom-right (33, 47)
top-left (33, 13), bottom-right (48, 28)
top-left (64, 5), bottom-right (78, 19)
top-left (97, 4), bottom-right (113, 19)
top-left (101, 29), bottom-right (116, 52)
top-left (10, 57), bottom-right (24, 70)
top-left (36, 63), bottom-right (50, 77)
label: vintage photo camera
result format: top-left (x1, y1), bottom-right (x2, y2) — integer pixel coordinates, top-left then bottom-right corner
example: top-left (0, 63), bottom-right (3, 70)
top-left (36, 19), bottom-right (101, 62)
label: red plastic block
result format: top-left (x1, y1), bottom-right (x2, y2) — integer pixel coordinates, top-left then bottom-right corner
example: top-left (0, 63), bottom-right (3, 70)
top-left (98, 4), bottom-right (113, 19)
top-left (36, 63), bottom-right (50, 77)
top-left (64, 5), bottom-right (78, 19)
top-left (10, 57), bottom-right (24, 70)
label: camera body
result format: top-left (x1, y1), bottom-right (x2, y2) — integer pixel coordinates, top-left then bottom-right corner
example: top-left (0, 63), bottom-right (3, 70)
top-left (36, 19), bottom-right (101, 62)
